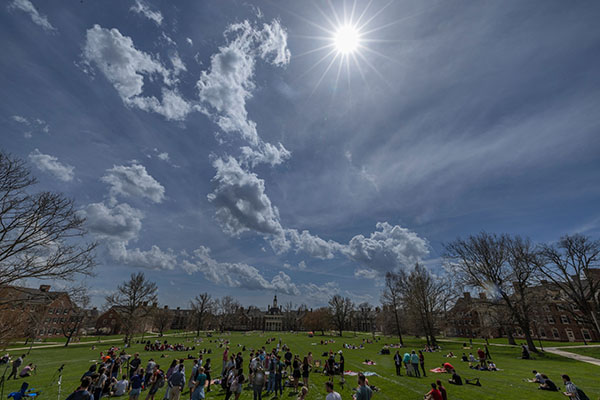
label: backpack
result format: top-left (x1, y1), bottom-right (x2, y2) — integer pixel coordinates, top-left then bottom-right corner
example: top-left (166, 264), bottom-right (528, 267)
top-left (157, 373), bottom-right (165, 388)
top-left (577, 388), bottom-right (590, 400)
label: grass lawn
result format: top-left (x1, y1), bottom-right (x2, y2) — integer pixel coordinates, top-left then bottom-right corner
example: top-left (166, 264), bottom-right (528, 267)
top-left (1, 332), bottom-right (598, 400)
top-left (558, 346), bottom-right (600, 360)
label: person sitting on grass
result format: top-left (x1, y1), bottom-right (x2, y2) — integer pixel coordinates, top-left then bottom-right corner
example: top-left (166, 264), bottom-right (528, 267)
top-left (112, 375), bottom-right (129, 396)
top-left (487, 361), bottom-right (498, 371)
top-left (18, 363), bottom-right (35, 378)
top-left (528, 370), bottom-right (545, 384)
top-left (436, 380), bottom-right (447, 400)
top-left (65, 376), bottom-right (93, 400)
top-left (538, 375), bottom-right (558, 392)
top-left (468, 353), bottom-right (476, 363)
top-left (423, 383), bottom-right (442, 400)
top-left (441, 362), bottom-right (454, 373)
top-left (521, 345), bottom-right (531, 360)
top-left (448, 371), bottom-right (462, 386)
top-left (461, 353), bottom-right (468, 362)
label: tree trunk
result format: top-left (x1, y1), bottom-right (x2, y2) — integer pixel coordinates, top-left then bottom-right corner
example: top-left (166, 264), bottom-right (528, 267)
top-left (524, 330), bottom-right (538, 353)
top-left (64, 335), bottom-right (72, 347)
top-left (393, 308), bottom-right (404, 346)
top-left (507, 329), bottom-right (516, 345)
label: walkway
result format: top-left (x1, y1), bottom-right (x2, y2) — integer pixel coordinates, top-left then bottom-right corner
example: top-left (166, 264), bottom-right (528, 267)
top-left (4, 331), bottom-right (194, 352)
top-left (545, 345), bottom-right (600, 367)
top-left (439, 338), bottom-right (600, 367)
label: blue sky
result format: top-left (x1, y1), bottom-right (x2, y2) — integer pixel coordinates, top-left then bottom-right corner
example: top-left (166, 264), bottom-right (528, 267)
top-left (1, 0), bottom-right (599, 309)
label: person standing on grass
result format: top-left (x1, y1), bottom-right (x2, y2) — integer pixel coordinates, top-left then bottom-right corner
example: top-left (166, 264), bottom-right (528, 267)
top-left (292, 355), bottom-right (301, 393)
top-left (339, 352), bottom-right (345, 381)
top-left (436, 380), bottom-right (447, 400)
top-left (252, 365), bottom-right (265, 400)
top-left (325, 382), bottom-right (341, 400)
top-left (562, 374), bottom-right (588, 400)
top-left (477, 348), bottom-right (486, 368)
top-left (168, 364), bottom-right (186, 400)
top-left (266, 354), bottom-right (276, 395)
top-left (411, 350), bottom-right (420, 377)
top-left (222, 347), bottom-right (230, 376)
top-left (394, 351), bottom-right (402, 376)
top-left (353, 373), bottom-right (372, 400)
top-left (274, 355), bottom-right (284, 398)
top-left (130, 368), bottom-right (144, 400)
top-left (7, 354), bottom-right (24, 380)
top-left (145, 364), bottom-right (164, 400)
top-left (403, 352), bottom-right (412, 376)
top-left (191, 367), bottom-right (207, 400)
top-left (419, 351), bottom-right (427, 377)
top-left (145, 359), bottom-right (157, 389)
top-left (94, 368), bottom-right (108, 400)
top-left (204, 359), bottom-right (212, 393)
top-left (302, 356), bottom-right (310, 388)
top-left (66, 376), bottom-right (94, 400)
top-left (188, 360), bottom-right (199, 399)
top-left (164, 360), bottom-right (178, 400)
top-left (130, 354), bottom-right (142, 380)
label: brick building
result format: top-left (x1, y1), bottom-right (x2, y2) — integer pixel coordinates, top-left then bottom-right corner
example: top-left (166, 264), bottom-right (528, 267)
top-left (0, 285), bottom-right (77, 338)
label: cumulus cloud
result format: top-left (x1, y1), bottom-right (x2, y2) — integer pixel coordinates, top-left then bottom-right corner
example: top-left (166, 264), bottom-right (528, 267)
top-left (8, 0), bottom-right (56, 32)
top-left (28, 149), bottom-right (74, 182)
top-left (197, 19), bottom-right (291, 165)
top-left (157, 152), bottom-right (170, 161)
top-left (109, 242), bottom-right (176, 270)
top-left (208, 157), bottom-right (286, 241)
top-left (182, 246), bottom-right (299, 295)
top-left (130, 0), bottom-right (163, 26)
top-left (342, 222), bottom-right (429, 274)
top-left (79, 202), bottom-right (143, 242)
top-left (83, 25), bottom-right (191, 121)
top-left (286, 229), bottom-right (340, 259)
top-left (101, 162), bottom-right (165, 203)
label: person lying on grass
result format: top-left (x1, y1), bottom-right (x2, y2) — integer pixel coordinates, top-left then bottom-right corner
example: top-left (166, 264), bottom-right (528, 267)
top-left (538, 375), bottom-right (558, 392)
top-left (528, 370), bottom-right (545, 383)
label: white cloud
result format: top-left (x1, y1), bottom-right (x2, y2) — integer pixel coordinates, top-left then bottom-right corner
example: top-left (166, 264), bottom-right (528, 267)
top-left (11, 115), bottom-right (49, 138)
top-left (240, 142), bottom-right (291, 167)
top-left (342, 222), bottom-right (429, 274)
top-left (207, 157), bottom-right (286, 242)
top-left (79, 202), bottom-right (143, 242)
top-left (157, 152), bottom-right (170, 161)
top-left (9, 0), bottom-right (56, 32)
top-left (109, 242), bottom-right (176, 270)
top-left (130, 0), bottom-right (163, 26)
top-left (354, 268), bottom-right (379, 279)
top-left (182, 246), bottom-right (299, 295)
top-left (302, 281), bottom-right (339, 303)
top-left (170, 52), bottom-right (187, 76)
top-left (196, 19), bottom-right (291, 165)
top-left (286, 229), bottom-right (340, 259)
top-left (83, 25), bottom-right (191, 121)
top-left (28, 149), bottom-right (74, 182)
top-left (186, 37), bottom-right (193, 46)
top-left (101, 162), bottom-right (165, 203)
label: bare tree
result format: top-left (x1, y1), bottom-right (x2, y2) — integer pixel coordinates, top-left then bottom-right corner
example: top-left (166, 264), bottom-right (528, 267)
top-left (152, 307), bottom-right (173, 336)
top-left (190, 292), bottom-right (214, 336)
top-left (283, 301), bottom-right (296, 331)
top-left (216, 296), bottom-right (240, 332)
top-left (381, 272), bottom-right (404, 345)
top-left (445, 233), bottom-right (539, 352)
top-left (538, 234), bottom-right (600, 335)
top-left (398, 264), bottom-right (446, 346)
top-left (302, 307), bottom-right (331, 335)
top-left (0, 151), bottom-right (96, 286)
top-left (61, 286), bottom-right (90, 347)
top-left (105, 272), bottom-right (158, 344)
top-left (328, 295), bottom-right (354, 336)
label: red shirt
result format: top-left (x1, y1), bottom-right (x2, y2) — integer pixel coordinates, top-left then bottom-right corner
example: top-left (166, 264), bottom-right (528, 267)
top-left (443, 362), bottom-right (454, 371)
top-left (428, 389), bottom-right (442, 400)
top-left (477, 349), bottom-right (485, 359)
top-left (438, 386), bottom-right (447, 400)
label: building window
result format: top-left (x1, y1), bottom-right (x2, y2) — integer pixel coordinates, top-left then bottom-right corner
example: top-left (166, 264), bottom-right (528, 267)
top-left (49, 309), bottom-right (53, 314)
top-left (64, 309), bottom-right (69, 315)
top-left (582, 329), bottom-right (591, 341)
top-left (566, 329), bottom-right (575, 341)
top-left (552, 328), bottom-right (560, 339)
top-left (539, 328), bottom-right (546, 338)
top-left (548, 316), bottom-right (555, 324)
top-left (543, 305), bottom-right (551, 313)
top-left (560, 315), bottom-right (570, 324)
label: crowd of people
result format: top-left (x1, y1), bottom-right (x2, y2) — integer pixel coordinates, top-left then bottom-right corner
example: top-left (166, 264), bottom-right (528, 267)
top-left (3, 335), bottom-right (593, 400)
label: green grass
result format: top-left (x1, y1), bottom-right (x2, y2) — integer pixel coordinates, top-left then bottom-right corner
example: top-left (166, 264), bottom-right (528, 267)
top-left (557, 346), bottom-right (600, 360)
top-left (1, 332), bottom-right (598, 400)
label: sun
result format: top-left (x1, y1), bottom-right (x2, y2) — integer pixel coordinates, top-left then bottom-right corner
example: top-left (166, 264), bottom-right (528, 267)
top-left (333, 24), bottom-right (361, 54)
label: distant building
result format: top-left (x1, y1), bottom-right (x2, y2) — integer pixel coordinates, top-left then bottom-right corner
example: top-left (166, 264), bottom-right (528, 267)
top-left (264, 295), bottom-right (284, 331)
top-left (0, 285), bottom-right (76, 338)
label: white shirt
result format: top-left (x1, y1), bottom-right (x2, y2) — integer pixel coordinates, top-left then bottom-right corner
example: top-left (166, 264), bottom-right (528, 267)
top-left (114, 380), bottom-right (128, 396)
top-left (326, 391), bottom-right (342, 400)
